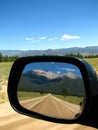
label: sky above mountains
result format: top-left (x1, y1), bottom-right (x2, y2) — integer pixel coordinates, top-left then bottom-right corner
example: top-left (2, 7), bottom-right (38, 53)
top-left (0, 0), bottom-right (98, 50)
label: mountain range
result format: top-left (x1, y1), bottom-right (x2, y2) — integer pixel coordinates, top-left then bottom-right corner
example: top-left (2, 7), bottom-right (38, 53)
top-left (0, 46), bottom-right (98, 56)
top-left (18, 70), bottom-right (85, 96)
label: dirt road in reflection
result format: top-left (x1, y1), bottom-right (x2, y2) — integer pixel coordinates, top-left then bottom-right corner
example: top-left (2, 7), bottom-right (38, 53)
top-left (20, 94), bottom-right (80, 119)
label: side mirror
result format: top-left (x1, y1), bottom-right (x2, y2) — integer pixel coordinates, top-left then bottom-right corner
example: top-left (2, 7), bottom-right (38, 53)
top-left (8, 56), bottom-right (98, 128)
top-left (18, 60), bottom-right (86, 120)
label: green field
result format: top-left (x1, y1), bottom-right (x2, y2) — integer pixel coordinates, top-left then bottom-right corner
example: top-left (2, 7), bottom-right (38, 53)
top-left (18, 91), bottom-right (83, 105)
top-left (0, 62), bottom-right (13, 81)
top-left (84, 58), bottom-right (98, 71)
top-left (0, 62), bottom-right (13, 103)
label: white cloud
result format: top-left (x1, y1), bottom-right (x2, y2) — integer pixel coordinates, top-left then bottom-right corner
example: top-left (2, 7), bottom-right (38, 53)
top-left (48, 37), bottom-right (58, 41)
top-left (50, 62), bottom-right (55, 64)
top-left (26, 37), bottom-right (34, 41)
top-left (31, 39), bottom-right (40, 43)
top-left (61, 34), bottom-right (80, 40)
top-left (56, 71), bottom-right (61, 74)
top-left (26, 34), bottom-right (80, 43)
top-left (66, 68), bottom-right (76, 72)
top-left (26, 37), bottom-right (40, 43)
top-left (54, 37), bottom-right (58, 40)
top-left (59, 67), bottom-right (67, 70)
top-left (48, 38), bottom-right (54, 41)
top-left (39, 36), bottom-right (46, 40)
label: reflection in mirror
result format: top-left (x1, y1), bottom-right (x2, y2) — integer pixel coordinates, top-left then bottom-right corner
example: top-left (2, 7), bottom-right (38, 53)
top-left (17, 62), bottom-right (86, 119)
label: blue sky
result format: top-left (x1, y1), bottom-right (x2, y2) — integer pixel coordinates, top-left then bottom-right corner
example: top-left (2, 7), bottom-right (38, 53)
top-left (0, 0), bottom-right (98, 50)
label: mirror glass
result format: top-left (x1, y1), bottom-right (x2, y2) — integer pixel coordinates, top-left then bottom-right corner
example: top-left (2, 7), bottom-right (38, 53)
top-left (17, 62), bottom-right (86, 119)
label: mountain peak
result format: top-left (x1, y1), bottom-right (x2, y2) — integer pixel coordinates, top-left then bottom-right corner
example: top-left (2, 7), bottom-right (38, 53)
top-left (65, 72), bottom-right (77, 79)
top-left (32, 70), bottom-right (59, 79)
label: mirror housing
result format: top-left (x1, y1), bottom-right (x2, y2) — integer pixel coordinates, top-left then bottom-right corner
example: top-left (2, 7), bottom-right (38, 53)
top-left (8, 56), bottom-right (98, 128)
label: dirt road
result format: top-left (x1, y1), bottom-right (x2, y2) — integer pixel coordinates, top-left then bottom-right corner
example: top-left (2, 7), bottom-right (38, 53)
top-left (20, 94), bottom-right (80, 119)
top-left (0, 102), bottom-right (97, 130)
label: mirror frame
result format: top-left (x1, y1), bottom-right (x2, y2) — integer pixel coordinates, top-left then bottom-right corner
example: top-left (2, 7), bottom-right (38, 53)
top-left (7, 56), bottom-right (98, 126)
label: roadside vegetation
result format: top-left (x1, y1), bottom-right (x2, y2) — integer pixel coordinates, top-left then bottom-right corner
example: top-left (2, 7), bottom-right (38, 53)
top-left (0, 62), bottom-right (13, 81)
top-left (84, 58), bottom-right (98, 72)
top-left (18, 91), bottom-right (83, 105)
top-left (0, 62), bottom-right (13, 103)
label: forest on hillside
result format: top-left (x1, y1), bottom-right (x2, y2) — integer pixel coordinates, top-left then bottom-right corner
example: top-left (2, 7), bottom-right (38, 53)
top-left (0, 52), bottom-right (98, 62)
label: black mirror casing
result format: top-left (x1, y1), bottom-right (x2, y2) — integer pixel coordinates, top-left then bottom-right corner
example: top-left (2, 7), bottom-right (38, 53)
top-left (7, 56), bottom-right (98, 128)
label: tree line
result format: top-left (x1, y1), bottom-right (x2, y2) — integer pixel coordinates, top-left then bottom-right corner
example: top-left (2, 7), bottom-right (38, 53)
top-left (0, 52), bottom-right (98, 62)
top-left (64, 53), bottom-right (98, 58)
top-left (0, 53), bottom-right (19, 62)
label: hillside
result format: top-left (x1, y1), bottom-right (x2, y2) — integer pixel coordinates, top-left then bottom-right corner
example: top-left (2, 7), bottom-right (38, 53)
top-left (18, 70), bottom-right (85, 96)
top-left (0, 46), bottom-right (98, 56)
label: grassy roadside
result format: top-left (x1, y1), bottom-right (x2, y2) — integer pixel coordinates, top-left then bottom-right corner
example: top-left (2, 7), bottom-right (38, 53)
top-left (84, 58), bottom-right (98, 73)
top-left (18, 91), bottom-right (82, 105)
top-left (0, 62), bottom-right (13, 103)
top-left (0, 62), bottom-right (13, 81)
